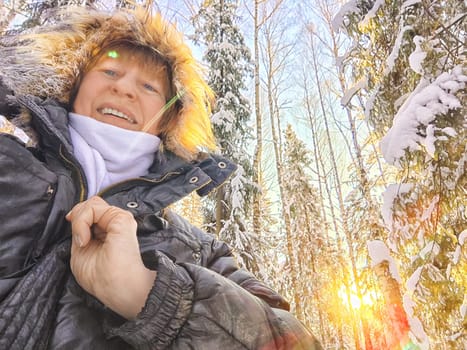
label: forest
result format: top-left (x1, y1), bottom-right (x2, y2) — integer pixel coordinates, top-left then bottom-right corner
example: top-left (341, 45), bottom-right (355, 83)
top-left (1, 0), bottom-right (465, 349)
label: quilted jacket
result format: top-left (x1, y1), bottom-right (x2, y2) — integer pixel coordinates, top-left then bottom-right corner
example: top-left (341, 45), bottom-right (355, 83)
top-left (0, 93), bottom-right (322, 350)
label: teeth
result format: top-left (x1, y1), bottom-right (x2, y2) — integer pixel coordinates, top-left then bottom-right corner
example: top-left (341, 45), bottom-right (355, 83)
top-left (100, 108), bottom-right (135, 123)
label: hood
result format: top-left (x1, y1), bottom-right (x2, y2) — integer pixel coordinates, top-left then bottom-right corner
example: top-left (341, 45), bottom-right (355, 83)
top-left (0, 6), bottom-right (216, 160)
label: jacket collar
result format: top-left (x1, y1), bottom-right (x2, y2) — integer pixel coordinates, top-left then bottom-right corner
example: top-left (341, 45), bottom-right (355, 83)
top-left (150, 150), bottom-right (237, 197)
top-left (16, 96), bottom-right (237, 198)
top-left (15, 95), bottom-right (73, 155)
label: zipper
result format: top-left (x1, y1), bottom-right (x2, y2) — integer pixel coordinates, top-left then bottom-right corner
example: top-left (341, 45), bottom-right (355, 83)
top-left (17, 98), bottom-right (204, 204)
top-left (59, 143), bottom-right (188, 202)
top-left (16, 97), bottom-right (87, 202)
top-left (59, 144), bottom-right (86, 202)
top-left (98, 171), bottom-right (183, 198)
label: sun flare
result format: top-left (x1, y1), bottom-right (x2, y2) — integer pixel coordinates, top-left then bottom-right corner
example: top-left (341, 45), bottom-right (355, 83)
top-left (338, 285), bottom-right (376, 310)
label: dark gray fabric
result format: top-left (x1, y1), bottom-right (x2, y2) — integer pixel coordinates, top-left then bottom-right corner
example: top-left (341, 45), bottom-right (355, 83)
top-left (0, 96), bottom-right (322, 350)
top-left (0, 78), bottom-right (15, 115)
top-left (0, 241), bottom-right (70, 350)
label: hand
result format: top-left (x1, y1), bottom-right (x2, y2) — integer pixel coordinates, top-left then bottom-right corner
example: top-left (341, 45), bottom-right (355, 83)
top-left (66, 196), bottom-right (157, 319)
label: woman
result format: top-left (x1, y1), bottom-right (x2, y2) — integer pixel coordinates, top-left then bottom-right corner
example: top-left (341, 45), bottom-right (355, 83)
top-left (0, 6), bottom-right (322, 350)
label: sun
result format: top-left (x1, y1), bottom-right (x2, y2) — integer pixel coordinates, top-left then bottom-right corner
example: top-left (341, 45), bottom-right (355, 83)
top-left (349, 293), bottom-right (362, 309)
top-left (338, 285), bottom-right (376, 310)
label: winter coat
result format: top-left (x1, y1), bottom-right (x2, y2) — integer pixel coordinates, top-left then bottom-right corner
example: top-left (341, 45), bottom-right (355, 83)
top-left (0, 94), bottom-right (322, 350)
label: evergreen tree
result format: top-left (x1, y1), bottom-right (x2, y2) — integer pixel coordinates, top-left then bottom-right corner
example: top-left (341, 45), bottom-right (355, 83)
top-left (192, 0), bottom-right (260, 272)
top-left (335, 0), bottom-right (466, 348)
top-left (282, 124), bottom-right (328, 337)
top-left (171, 192), bottom-right (204, 228)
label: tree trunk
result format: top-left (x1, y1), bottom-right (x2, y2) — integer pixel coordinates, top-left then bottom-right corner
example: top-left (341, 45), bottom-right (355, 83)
top-left (259, 0), bottom-right (302, 319)
top-left (303, 74), bottom-right (345, 348)
top-left (374, 261), bottom-right (411, 349)
top-left (215, 186), bottom-right (225, 235)
top-left (252, 0), bottom-right (263, 238)
top-left (307, 27), bottom-right (366, 350)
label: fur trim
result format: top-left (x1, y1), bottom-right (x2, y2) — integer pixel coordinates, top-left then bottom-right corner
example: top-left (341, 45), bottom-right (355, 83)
top-left (0, 6), bottom-right (216, 160)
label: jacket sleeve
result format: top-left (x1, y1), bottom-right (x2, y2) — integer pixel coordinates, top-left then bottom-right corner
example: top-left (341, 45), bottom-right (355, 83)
top-left (206, 238), bottom-right (291, 310)
top-left (106, 251), bottom-right (322, 350)
top-left (164, 210), bottom-right (291, 311)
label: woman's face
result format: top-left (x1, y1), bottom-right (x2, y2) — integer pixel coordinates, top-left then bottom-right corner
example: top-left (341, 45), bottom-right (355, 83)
top-left (73, 49), bottom-right (170, 135)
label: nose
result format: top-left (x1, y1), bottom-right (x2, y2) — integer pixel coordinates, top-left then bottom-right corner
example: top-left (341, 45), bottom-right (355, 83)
top-left (111, 76), bottom-right (136, 99)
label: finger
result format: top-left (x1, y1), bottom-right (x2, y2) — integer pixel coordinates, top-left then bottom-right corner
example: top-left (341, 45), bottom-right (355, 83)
top-left (83, 197), bottom-right (136, 237)
top-left (66, 201), bottom-right (88, 247)
top-left (66, 196), bottom-right (106, 221)
top-left (68, 196), bottom-right (136, 246)
top-left (97, 206), bottom-right (136, 237)
top-left (67, 196), bottom-right (108, 247)
top-left (92, 225), bottom-right (107, 241)
top-left (66, 201), bottom-right (84, 221)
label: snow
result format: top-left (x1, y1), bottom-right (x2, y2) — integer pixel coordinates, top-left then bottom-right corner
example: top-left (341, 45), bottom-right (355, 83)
top-left (367, 240), bottom-right (401, 281)
top-left (403, 294), bottom-right (430, 349)
top-left (406, 266), bottom-right (423, 292)
top-left (461, 294), bottom-right (467, 318)
top-left (408, 36), bottom-right (426, 74)
top-left (364, 90), bottom-right (377, 121)
top-left (459, 229), bottom-right (467, 245)
top-left (454, 229), bottom-right (467, 264)
top-left (380, 66), bottom-right (466, 166)
top-left (407, 317), bottom-right (430, 350)
top-left (453, 246), bottom-right (461, 264)
top-left (381, 183), bottom-right (413, 229)
top-left (441, 127), bottom-right (457, 137)
top-left (331, 0), bottom-right (359, 33)
top-left (330, 1), bottom-right (464, 347)
top-left (424, 124), bottom-right (436, 157)
top-left (419, 241), bottom-right (440, 259)
top-left (420, 195), bottom-right (438, 221)
top-left (401, 0), bottom-right (422, 9)
top-left (384, 25), bottom-right (412, 75)
top-left (456, 150), bottom-right (467, 183)
top-left (211, 109), bottom-right (235, 131)
top-left (229, 166), bottom-right (246, 210)
top-left (360, 0), bottom-right (385, 28)
top-left (341, 76), bottom-right (367, 106)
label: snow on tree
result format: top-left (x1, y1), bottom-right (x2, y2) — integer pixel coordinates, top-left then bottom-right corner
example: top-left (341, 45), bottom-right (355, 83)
top-left (380, 67), bottom-right (465, 166)
top-left (282, 124), bottom-right (328, 335)
top-left (335, 0), bottom-right (466, 348)
top-left (192, 0), bottom-right (263, 272)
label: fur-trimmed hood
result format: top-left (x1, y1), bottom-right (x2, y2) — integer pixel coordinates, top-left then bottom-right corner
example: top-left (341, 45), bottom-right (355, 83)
top-left (0, 6), bottom-right (216, 160)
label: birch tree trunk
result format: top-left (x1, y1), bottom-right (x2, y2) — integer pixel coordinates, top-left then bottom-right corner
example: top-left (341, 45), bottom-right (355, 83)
top-left (303, 74), bottom-right (345, 349)
top-left (258, 0), bottom-right (304, 318)
top-left (214, 0), bottom-right (226, 236)
top-left (252, 0), bottom-right (263, 237)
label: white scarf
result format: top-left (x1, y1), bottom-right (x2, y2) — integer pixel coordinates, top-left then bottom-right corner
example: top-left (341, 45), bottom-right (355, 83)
top-left (68, 113), bottom-right (160, 198)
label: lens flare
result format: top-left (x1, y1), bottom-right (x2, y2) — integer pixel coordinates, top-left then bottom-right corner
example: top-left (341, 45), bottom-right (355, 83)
top-left (107, 50), bottom-right (119, 58)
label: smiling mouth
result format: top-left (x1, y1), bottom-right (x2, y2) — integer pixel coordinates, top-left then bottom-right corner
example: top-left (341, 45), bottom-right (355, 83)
top-left (99, 108), bottom-right (136, 124)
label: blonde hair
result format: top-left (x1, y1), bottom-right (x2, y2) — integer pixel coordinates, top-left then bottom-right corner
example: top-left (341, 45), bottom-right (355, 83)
top-left (0, 6), bottom-right (217, 159)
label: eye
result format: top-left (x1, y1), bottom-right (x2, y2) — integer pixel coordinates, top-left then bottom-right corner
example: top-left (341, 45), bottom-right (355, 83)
top-left (143, 82), bottom-right (157, 93)
top-left (103, 69), bottom-right (117, 77)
